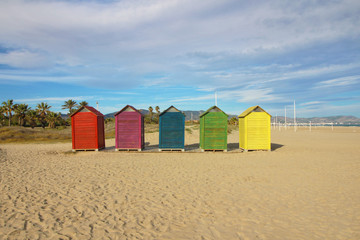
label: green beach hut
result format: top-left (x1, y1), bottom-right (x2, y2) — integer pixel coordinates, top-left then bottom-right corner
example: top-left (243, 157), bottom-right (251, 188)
top-left (199, 106), bottom-right (228, 152)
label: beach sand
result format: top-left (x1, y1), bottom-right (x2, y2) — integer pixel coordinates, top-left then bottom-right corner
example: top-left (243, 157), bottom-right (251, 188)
top-left (1, 127), bottom-right (359, 239)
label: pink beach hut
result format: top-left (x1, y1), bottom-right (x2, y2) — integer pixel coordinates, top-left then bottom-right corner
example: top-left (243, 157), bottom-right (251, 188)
top-left (114, 105), bottom-right (144, 151)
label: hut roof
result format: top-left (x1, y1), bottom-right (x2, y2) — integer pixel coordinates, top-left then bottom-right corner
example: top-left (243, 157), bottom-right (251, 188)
top-left (238, 106), bottom-right (271, 118)
top-left (70, 106), bottom-right (104, 117)
top-left (199, 106), bottom-right (228, 118)
top-left (159, 105), bottom-right (185, 116)
top-left (114, 105), bottom-right (142, 116)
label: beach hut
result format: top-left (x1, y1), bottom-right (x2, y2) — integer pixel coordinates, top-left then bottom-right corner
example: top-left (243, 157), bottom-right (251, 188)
top-left (71, 106), bottom-right (105, 151)
top-left (199, 106), bottom-right (228, 152)
top-left (159, 106), bottom-right (185, 151)
top-left (114, 105), bottom-right (144, 151)
top-left (238, 105), bottom-right (271, 151)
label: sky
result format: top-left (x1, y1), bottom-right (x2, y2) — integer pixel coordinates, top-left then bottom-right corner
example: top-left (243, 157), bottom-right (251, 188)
top-left (0, 0), bottom-right (360, 117)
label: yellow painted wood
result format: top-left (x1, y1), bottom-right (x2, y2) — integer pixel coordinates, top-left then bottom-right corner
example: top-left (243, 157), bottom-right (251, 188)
top-left (239, 106), bottom-right (271, 151)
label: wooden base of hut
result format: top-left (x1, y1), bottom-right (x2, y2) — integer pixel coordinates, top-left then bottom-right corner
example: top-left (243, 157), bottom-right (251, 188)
top-left (159, 149), bottom-right (185, 152)
top-left (240, 148), bottom-right (271, 152)
top-left (115, 148), bottom-right (142, 152)
top-left (201, 149), bottom-right (227, 152)
top-left (72, 147), bottom-right (105, 152)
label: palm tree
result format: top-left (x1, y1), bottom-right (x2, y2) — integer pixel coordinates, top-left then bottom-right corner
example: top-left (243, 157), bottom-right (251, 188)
top-left (46, 112), bottom-right (61, 128)
top-left (155, 106), bottom-right (160, 114)
top-left (78, 101), bottom-right (88, 107)
top-left (62, 100), bottom-right (78, 115)
top-left (37, 102), bottom-right (51, 128)
top-left (14, 103), bottom-right (30, 126)
top-left (2, 99), bottom-right (15, 127)
top-left (27, 110), bottom-right (38, 129)
top-left (148, 106), bottom-right (153, 122)
top-left (155, 106), bottom-right (160, 123)
top-left (0, 106), bottom-right (5, 126)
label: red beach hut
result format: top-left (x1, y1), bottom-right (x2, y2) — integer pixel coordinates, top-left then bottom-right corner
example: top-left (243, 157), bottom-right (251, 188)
top-left (114, 105), bottom-right (144, 151)
top-left (70, 106), bottom-right (105, 151)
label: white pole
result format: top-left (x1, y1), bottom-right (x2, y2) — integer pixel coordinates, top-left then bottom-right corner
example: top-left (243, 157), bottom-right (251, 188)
top-left (310, 121), bottom-right (312, 132)
top-left (285, 106), bottom-right (287, 130)
top-left (215, 91), bottom-right (217, 106)
top-left (96, 101), bottom-right (99, 110)
top-left (294, 100), bottom-right (297, 132)
top-left (332, 122), bottom-right (334, 131)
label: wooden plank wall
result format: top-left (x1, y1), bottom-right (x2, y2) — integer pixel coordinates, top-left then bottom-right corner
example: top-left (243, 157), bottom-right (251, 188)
top-left (72, 112), bottom-right (98, 149)
top-left (246, 112), bottom-right (271, 150)
top-left (201, 112), bottom-right (227, 150)
top-left (159, 112), bottom-right (184, 149)
top-left (115, 112), bottom-right (142, 149)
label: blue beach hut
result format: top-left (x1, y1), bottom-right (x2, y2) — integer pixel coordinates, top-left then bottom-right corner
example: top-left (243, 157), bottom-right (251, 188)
top-left (159, 106), bottom-right (185, 151)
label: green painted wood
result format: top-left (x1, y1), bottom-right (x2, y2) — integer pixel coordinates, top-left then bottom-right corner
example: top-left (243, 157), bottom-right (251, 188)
top-left (200, 110), bottom-right (228, 150)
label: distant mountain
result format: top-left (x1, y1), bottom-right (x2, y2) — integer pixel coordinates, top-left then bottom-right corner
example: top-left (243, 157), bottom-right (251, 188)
top-left (105, 109), bottom-right (237, 120)
top-left (60, 113), bottom-right (69, 119)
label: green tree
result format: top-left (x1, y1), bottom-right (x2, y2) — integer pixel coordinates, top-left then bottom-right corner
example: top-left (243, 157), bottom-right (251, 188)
top-left (46, 112), bottom-right (61, 128)
top-left (62, 99), bottom-right (78, 115)
top-left (155, 106), bottom-right (160, 121)
top-left (148, 106), bottom-right (153, 122)
top-left (0, 106), bottom-right (5, 126)
top-left (78, 101), bottom-right (88, 107)
top-left (27, 110), bottom-right (38, 128)
top-left (14, 103), bottom-right (30, 126)
top-left (2, 99), bottom-right (15, 126)
top-left (228, 116), bottom-right (238, 125)
top-left (37, 102), bottom-right (51, 128)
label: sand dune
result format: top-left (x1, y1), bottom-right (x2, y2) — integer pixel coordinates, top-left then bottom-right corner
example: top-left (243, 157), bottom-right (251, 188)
top-left (0, 127), bottom-right (359, 239)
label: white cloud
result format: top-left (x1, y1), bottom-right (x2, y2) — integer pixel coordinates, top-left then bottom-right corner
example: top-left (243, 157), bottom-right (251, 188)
top-left (314, 75), bottom-right (360, 89)
top-left (0, 0), bottom-right (360, 116)
top-left (299, 101), bottom-right (324, 106)
top-left (0, 50), bottom-right (51, 68)
top-left (14, 96), bottom-right (95, 103)
top-left (0, 0), bottom-right (359, 65)
top-left (169, 94), bottom-right (214, 103)
top-left (220, 88), bottom-right (283, 103)
top-left (0, 73), bottom-right (90, 83)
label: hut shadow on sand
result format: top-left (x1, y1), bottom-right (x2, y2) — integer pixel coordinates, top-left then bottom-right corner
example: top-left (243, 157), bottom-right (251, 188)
top-left (271, 143), bottom-right (284, 151)
top-left (144, 142), bottom-right (160, 151)
top-left (227, 143), bottom-right (241, 152)
top-left (185, 143), bottom-right (200, 151)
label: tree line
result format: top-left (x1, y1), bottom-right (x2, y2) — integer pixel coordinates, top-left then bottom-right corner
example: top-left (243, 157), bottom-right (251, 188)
top-left (1, 100), bottom-right (237, 128)
top-left (0, 99), bottom-right (88, 128)
top-left (146, 106), bottom-right (160, 124)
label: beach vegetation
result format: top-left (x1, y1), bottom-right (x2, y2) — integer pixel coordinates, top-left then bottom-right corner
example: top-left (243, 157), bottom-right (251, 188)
top-left (62, 99), bottom-right (78, 115)
top-left (14, 103), bottom-right (30, 126)
top-left (26, 110), bottom-right (39, 128)
top-left (1, 99), bottom-right (15, 127)
top-left (228, 116), bottom-right (238, 126)
top-left (148, 106), bottom-right (153, 121)
top-left (46, 112), bottom-right (62, 128)
top-left (78, 101), bottom-right (88, 107)
top-left (0, 106), bottom-right (6, 127)
top-left (36, 102), bottom-right (51, 128)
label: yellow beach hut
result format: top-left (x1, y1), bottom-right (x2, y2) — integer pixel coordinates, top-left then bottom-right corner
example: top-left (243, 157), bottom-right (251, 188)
top-left (239, 106), bottom-right (271, 151)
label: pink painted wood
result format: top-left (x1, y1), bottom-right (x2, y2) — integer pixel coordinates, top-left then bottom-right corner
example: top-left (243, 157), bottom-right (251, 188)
top-left (114, 105), bottom-right (144, 149)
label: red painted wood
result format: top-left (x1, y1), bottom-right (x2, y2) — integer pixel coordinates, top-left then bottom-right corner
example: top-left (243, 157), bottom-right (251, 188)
top-left (71, 106), bottom-right (105, 150)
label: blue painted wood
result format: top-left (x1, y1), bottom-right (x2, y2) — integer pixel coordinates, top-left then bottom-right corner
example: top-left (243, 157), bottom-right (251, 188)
top-left (159, 112), bottom-right (185, 149)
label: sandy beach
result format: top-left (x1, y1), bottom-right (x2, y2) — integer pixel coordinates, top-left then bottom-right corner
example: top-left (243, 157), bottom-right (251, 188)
top-left (0, 126), bottom-right (359, 239)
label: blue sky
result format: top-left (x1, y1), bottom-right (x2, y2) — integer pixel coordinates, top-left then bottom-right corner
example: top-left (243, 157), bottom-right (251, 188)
top-left (0, 0), bottom-right (360, 117)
